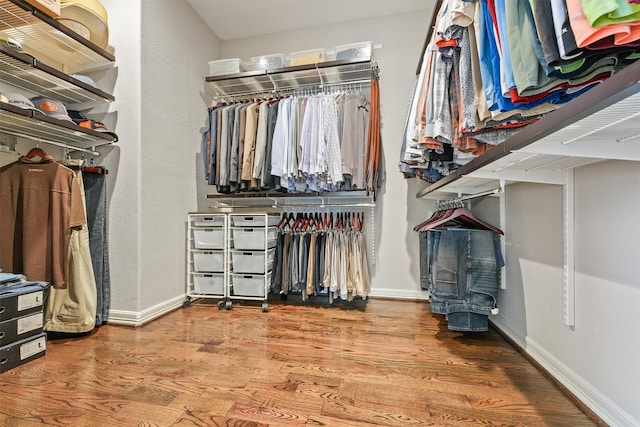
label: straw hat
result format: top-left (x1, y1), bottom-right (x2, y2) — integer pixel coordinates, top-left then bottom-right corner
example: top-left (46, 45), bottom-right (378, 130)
top-left (56, 0), bottom-right (109, 49)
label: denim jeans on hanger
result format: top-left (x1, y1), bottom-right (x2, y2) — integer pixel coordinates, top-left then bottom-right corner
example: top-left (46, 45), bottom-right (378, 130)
top-left (83, 172), bottom-right (110, 326)
top-left (430, 228), bottom-right (501, 332)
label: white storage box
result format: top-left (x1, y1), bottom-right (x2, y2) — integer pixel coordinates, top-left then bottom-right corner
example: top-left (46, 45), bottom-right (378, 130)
top-left (231, 227), bottom-right (277, 250)
top-left (193, 273), bottom-right (224, 295)
top-left (208, 58), bottom-right (241, 76)
top-left (335, 41), bottom-right (372, 61)
top-left (231, 272), bottom-right (271, 297)
top-left (231, 249), bottom-right (275, 274)
top-left (193, 228), bottom-right (225, 250)
top-left (192, 215), bottom-right (225, 227)
top-left (231, 215), bottom-right (279, 227)
top-left (193, 250), bottom-right (224, 272)
top-left (290, 48), bottom-right (325, 66)
top-left (250, 54), bottom-right (286, 71)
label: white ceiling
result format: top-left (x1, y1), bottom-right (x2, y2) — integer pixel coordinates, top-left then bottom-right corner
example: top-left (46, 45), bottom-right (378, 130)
top-left (186, 0), bottom-right (431, 40)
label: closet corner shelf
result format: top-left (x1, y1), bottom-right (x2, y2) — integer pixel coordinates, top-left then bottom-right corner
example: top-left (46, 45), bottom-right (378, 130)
top-left (207, 190), bottom-right (375, 210)
top-left (0, 102), bottom-right (116, 149)
top-left (0, 45), bottom-right (115, 107)
top-left (417, 57), bottom-right (640, 199)
top-left (1, 0), bottom-right (115, 75)
top-left (205, 59), bottom-right (373, 97)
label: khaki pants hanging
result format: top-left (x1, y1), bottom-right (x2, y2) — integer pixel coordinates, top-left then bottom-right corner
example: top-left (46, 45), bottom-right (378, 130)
top-left (44, 167), bottom-right (97, 333)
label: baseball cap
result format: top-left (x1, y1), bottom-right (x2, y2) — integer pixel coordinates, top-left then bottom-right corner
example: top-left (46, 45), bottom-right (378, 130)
top-left (67, 110), bottom-right (118, 141)
top-left (4, 93), bottom-right (43, 112)
top-left (78, 119), bottom-right (118, 141)
top-left (30, 96), bottom-right (74, 122)
top-left (71, 74), bottom-right (98, 88)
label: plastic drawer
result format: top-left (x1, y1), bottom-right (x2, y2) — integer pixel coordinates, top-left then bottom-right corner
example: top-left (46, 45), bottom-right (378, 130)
top-left (231, 227), bottom-right (277, 250)
top-left (230, 215), bottom-right (279, 227)
top-left (193, 250), bottom-right (224, 272)
top-left (193, 273), bottom-right (224, 295)
top-left (231, 249), bottom-right (275, 274)
top-left (231, 272), bottom-right (271, 297)
top-left (193, 228), bottom-right (225, 250)
top-left (192, 215), bottom-right (225, 227)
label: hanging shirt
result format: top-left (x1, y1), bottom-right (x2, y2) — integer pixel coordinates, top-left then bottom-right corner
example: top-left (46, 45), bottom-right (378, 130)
top-left (0, 155), bottom-right (86, 289)
top-left (271, 98), bottom-right (291, 179)
top-left (252, 101), bottom-right (270, 182)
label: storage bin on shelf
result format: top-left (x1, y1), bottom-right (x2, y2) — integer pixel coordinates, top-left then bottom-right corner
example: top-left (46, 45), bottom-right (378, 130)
top-left (230, 215), bottom-right (279, 227)
top-left (193, 273), bottom-right (225, 295)
top-left (193, 250), bottom-right (225, 272)
top-left (289, 48), bottom-right (325, 66)
top-left (208, 58), bottom-right (242, 76)
top-left (231, 248), bottom-right (275, 274)
top-left (231, 271), bottom-right (272, 297)
top-left (250, 54), bottom-right (286, 71)
top-left (231, 227), bottom-right (277, 250)
top-left (193, 215), bottom-right (225, 227)
top-left (193, 228), bottom-right (225, 250)
top-left (335, 41), bottom-right (372, 61)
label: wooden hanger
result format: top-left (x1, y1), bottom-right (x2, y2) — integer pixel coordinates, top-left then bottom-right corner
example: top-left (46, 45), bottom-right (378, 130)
top-left (81, 165), bottom-right (108, 174)
top-left (415, 207), bottom-right (503, 235)
top-left (25, 147), bottom-right (47, 159)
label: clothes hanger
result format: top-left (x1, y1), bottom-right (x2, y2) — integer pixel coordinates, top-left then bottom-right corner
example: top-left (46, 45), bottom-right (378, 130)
top-left (25, 146), bottom-right (47, 159)
top-left (416, 207), bottom-right (503, 235)
top-left (412, 207), bottom-right (453, 232)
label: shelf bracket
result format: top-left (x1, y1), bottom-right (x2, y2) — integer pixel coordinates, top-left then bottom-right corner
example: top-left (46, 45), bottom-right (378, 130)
top-left (266, 71), bottom-right (279, 96)
top-left (316, 63), bottom-right (325, 89)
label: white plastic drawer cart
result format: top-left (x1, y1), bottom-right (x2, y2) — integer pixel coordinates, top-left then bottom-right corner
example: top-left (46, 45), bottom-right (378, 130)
top-left (185, 213), bottom-right (228, 309)
top-left (227, 214), bottom-right (278, 312)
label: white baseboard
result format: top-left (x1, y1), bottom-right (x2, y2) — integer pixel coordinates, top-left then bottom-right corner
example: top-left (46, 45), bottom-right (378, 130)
top-left (369, 288), bottom-right (430, 300)
top-left (106, 294), bottom-right (185, 327)
top-left (491, 316), bottom-right (639, 427)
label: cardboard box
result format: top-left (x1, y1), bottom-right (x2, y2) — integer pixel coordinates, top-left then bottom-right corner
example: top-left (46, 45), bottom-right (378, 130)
top-left (0, 283), bottom-right (47, 321)
top-left (0, 311), bottom-right (44, 347)
top-left (25, 0), bottom-right (60, 18)
top-left (0, 333), bottom-right (46, 373)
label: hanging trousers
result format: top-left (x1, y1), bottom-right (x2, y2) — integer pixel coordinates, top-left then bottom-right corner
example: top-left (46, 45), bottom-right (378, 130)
top-left (429, 228), bottom-right (502, 332)
top-left (83, 172), bottom-right (110, 325)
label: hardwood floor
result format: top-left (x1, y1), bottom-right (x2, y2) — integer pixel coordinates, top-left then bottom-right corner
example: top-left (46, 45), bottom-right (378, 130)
top-left (0, 298), bottom-right (601, 427)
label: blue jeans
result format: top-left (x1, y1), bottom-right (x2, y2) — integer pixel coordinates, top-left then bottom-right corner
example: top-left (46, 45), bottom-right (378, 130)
top-left (83, 172), bottom-right (110, 325)
top-left (429, 229), bottom-right (502, 332)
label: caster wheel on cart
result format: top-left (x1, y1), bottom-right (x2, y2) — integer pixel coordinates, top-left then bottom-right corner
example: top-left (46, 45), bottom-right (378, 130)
top-left (225, 300), bottom-right (233, 310)
top-left (261, 302), bottom-right (269, 312)
top-left (217, 300), bottom-right (226, 310)
top-left (182, 297), bottom-right (192, 308)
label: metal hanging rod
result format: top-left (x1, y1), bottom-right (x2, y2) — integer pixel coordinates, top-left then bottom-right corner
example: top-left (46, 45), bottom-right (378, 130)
top-left (213, 79), bottom-right (372, 103)
top-left (0, 130), bottom-right (100, 156)
top-left (279, 203), bottom-right (376, 209)
top-left (436, 186), bottom-right (503, 210)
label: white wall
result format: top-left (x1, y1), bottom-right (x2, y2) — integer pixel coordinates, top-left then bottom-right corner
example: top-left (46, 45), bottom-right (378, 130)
top-left (98, 0), bottom-right (220, 320)
top-left (494, 164), bottom-right (640, 426)
top-left (95, 0), bottom-right (143, 315)
top-left (220, 10), bottom-right (436, 298)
